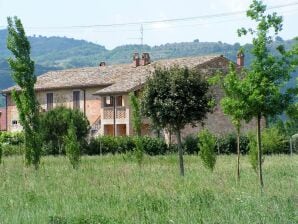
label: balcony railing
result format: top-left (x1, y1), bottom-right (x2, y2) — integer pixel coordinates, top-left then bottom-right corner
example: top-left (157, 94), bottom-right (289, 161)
top-left (103, 107), bottom-right (126, 120)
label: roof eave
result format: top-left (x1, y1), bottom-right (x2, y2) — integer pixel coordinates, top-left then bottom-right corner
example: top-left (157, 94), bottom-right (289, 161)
top-left (1, 83), bottom-right (113, 94)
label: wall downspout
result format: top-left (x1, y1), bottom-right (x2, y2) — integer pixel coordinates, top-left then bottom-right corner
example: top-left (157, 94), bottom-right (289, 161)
top-left (83, 89), bottom-right (86, 115)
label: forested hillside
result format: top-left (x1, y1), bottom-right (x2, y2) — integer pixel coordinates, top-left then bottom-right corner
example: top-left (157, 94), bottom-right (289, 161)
top-left (0, 29), bottom-right (297, 107)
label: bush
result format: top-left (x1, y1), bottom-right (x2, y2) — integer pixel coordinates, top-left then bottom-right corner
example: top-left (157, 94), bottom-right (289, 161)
top-left (217, 133), bottom-right (249, 154)
top-left (85, 136), bottom-right (168, 156)
top-left (0, 132), bottom-right (24, 145)
top-left (86, 136), bottom-right (135, 155)
top-left (1, 144), bottom-right (24, 156)
top-left (182, 134), bottom-right (199, 154)
top-left (140, 136), bottom-right (168, 155)
top-left (262, 127), bottom-right (286, 154)
top-left (0, 132), bottom-right (24, 157)
top-left (198, 129), bottom-right (217, 171)
top-left (39, 107), bottom-right (90, 155)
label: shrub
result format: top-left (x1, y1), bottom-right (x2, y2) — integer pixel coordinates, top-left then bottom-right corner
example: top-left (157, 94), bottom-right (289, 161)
top-left (0, 132), bottom-right (24, 157)
top-left (1, 144), bottom-right (24, 156)
top-left (262, 127), bottom-right (286, 154)
top-left (140, 136), bottom-right (168, 155)
top-left (39, 107), bottom-right (90, 155)
top-left (0, 132), bottom-right (24, 145)
top-left (85, 136), bottom-right (135, 155)
top-left (65, 122), bottom-right (81, 169)
top-left (85, 136), bottom-right (168, 156)
top-left (182, 134), bottom-right (199, 154)
top-left (217, 133), bottom-right (249, 154)
top-left (198, 129), bottom-right (217, 171)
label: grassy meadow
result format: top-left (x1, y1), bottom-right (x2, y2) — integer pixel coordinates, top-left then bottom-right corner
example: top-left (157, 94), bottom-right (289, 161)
top-left (0, 154), bottom-right (297, 224)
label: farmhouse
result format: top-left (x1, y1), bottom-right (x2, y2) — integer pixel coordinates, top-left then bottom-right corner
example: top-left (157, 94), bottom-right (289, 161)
top-left (1, 53), bottom-right (257, 139)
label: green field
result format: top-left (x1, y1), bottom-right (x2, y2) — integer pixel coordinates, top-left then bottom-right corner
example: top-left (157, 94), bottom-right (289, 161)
top-left (0, 155), bottom-right (297, 224)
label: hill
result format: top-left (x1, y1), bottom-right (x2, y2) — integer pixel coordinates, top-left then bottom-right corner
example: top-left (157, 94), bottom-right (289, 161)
top-left (0, 29), bottom-right (297, 107)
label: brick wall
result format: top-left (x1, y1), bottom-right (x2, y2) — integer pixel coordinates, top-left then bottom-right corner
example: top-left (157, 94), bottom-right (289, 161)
top-left (6, 87), bottom-right (103, 132)
top-left (0, 107), bottom-right (6, 131)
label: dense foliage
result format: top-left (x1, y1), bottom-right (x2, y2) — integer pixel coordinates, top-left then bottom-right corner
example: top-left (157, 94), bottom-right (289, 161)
top-left (85, 136), bottom-right (168, 156)
top-left (39, 107), bottom-right (90, 155)
top-left (217, 134), bottom-right (250, 154)
top-left (237, 0), bottom-right (298, 187)
top-left (142, 66), bottom-right (213, 176)
top-left (7, 16), bottom-right (41, 169)
top-left (198, 129), bottom-right (217, 171)
top-left (65, 122), bottom-right (81, 169)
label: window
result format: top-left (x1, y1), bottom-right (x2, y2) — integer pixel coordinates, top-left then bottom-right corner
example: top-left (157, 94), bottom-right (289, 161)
top-left (73, 91), bottom-right (80, 109)
top-left (46, 93), bottom-right (53, 110)
top-left (116, 96), bottom-right (123, 107)
top-left (12, 120), bottom-right (18, 125)
top-left (104, 96), bottom-right (114, 107)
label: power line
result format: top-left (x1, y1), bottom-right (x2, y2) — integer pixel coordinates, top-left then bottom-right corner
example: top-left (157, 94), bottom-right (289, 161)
top-left (0, 1), bottom-right (297, 30)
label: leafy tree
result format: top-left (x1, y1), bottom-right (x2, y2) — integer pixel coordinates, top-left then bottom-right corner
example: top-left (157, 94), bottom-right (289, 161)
top-left (129, 92), bottom-right (142, 136)
top-left (142, 66), bottom-right (213, 176)
top-left (237, 0), bottom-right (298, 188)
top-left (217, 61), bottom-right (249, 181)
top-left (65, 121), bottom-right (81, 169)
top-left (6, 16), bottom-right (41, 169)
top-left (39, 107), bottom-right (90, 155)
top-left (198, 129), bottom-right (217, 171)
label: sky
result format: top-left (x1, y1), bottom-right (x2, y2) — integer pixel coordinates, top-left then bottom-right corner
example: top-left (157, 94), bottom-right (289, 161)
top-left (0, 0), bottom-right (298, 49)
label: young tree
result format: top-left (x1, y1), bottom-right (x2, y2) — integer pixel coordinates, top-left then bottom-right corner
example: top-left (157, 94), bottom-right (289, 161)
top-left (129, 92), bottom-right (144, 165)
top-left (142, 66), bottom-right (213, 176)
top-left (219, 61), bottom-right (249, 182)
top-left (198, 129), bottom-right (217, 171)
top-left (6, 17), bottom-right (41, 169)
top-left (65, 121), bottom-right (81, 169)
top-left (129, 92), bottom-right (142, 136)
top-left (238, 0), bottom-right (298, 188)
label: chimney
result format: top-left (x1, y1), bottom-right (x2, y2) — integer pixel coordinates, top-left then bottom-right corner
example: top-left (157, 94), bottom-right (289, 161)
top-left (99, 61), bottom-right (106, 67)
top-left (237, 50), bottom-right (244, 67)
top-left (140, 53), bottom-right (150, 66)
top-left (133, 53), bottom-right (140, 67)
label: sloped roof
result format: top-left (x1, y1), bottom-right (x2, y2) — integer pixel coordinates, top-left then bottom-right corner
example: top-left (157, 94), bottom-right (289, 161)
top-left (2, 54), bottom-right (229, 95)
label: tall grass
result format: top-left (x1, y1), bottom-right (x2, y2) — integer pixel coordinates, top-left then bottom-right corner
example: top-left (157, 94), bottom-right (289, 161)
top-left (0, 155), bottom-right (297, 223)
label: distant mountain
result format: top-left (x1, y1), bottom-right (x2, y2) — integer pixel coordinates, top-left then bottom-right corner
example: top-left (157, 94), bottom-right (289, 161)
top-left (0, 29), bottom-right (297, 107)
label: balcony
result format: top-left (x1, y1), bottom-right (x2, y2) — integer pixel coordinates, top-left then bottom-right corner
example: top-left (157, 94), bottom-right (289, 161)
top-left (103, 107), bottom-right (126, 120)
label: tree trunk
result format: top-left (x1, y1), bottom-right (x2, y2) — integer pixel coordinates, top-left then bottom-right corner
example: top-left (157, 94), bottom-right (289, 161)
top-left (236, 126), bottom-right (240, 182)
top-left (176, 130), bottom-right (184, 176)
top-left (257, 114), bottom-right (264, 188)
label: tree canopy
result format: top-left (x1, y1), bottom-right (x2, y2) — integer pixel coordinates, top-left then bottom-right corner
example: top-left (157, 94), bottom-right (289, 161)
top-left (237, 0), bottom-right (298, 188)
top-left (6, 16), bottom-right (41, 168)
top-left (142, 66), bottom-right (213, 175)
